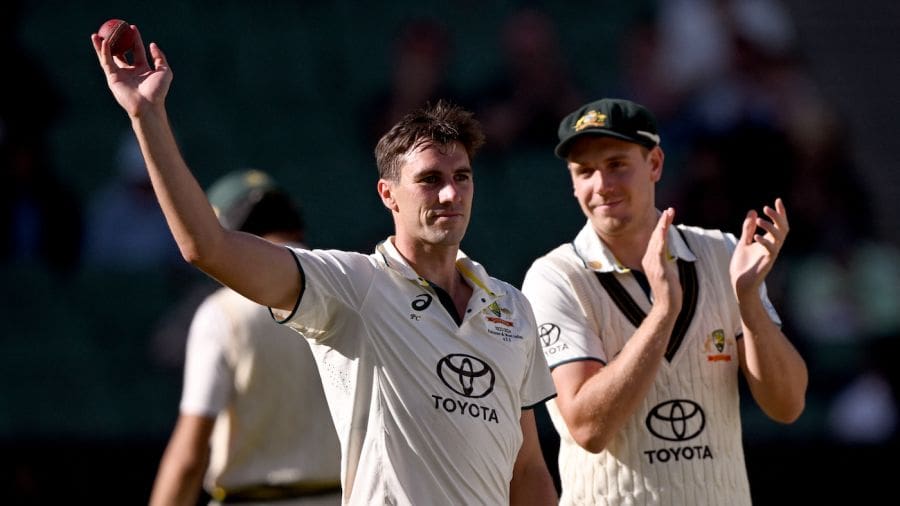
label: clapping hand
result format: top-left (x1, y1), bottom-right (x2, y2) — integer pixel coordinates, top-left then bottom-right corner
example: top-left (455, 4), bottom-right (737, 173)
top-left (730, 198), bottom-right (789, 300)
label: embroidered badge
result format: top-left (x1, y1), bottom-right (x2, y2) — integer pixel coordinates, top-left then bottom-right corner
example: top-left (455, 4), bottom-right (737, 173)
top-left (574, 110), bottom-right (607, 131)
top-left (703, 329), bottom-right (733, 362)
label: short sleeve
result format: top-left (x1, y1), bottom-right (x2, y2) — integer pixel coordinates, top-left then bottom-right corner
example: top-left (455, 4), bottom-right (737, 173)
top-left (522, 256), bottom-right (608, 369)
top-left (517, 296), bottom-right (557, 408)
top-left (179, 297), bottom-right (234, 417)
top-left (274, 247), bottom-right (376, 342)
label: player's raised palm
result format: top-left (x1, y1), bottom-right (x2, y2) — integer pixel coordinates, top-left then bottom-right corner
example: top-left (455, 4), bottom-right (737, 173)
top-left (642, 207), bottom-right (682, 313)
top-left (91, 26), bottom-right (172, 118)
top-left (730, 198), bottom-right (789, 300)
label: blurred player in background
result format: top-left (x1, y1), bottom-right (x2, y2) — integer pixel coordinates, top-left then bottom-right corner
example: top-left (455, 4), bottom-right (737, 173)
top-left (93, 25), bottom-right (557, 505)
top-left (522, 98), bottom-right (807, 505)
top-left (149, 169), bottom-right (341, 506)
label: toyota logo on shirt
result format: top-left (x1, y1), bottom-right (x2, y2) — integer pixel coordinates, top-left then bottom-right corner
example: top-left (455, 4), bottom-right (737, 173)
top-left (538, 323), bottom-right (560, 347)
top-left (645, 399), bottom-right (706, 442)
top-left (436, 354), bottom-right (495, 398)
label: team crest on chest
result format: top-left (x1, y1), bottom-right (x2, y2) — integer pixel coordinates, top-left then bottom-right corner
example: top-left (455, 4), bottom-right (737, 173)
top-left (482, 302), bottom-right (521, 341)
top-left (702, 329), bottom-right (734, 362)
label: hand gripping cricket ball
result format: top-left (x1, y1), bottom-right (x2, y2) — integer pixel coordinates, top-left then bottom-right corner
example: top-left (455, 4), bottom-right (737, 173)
top-left (98, 19), bottom-right (135, 57)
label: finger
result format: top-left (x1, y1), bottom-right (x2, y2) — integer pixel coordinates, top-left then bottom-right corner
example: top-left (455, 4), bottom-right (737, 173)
top-left (653, 207), bottom-right (674, 259)
top-left (754, 217), bottom-right (778, 237)
top-left (761, 205), bottom-right (782, 227)
top-left (652, 208), bottom-right (672, 239)
top-left (130, 25), bottom-right (149, 68)
top-left (765, 198), bottom-right (790, 233)
top-left (659, 207), bottom-right (674, 229)
top-left (92, 34), bottom-right (116, 73)
top-left (149, 42), bottom-right (170, 72)
top-left (740, 210), bottom-right (756, 245)
top-left (90, 32), bottom-right (102, 53)
top-left (753, 233), bottom-right (778, 255)
top-left (775, 197), bottom-right (787, 221)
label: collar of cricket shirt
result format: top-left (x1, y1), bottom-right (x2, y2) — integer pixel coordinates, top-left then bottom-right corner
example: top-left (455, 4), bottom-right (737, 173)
top-left (572, 214), bottom-right (697, 273)
top-left (376, 237), bottom-right (507, 298)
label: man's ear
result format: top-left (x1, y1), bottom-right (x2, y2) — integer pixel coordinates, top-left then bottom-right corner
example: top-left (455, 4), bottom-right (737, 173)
top-left (378, 179), bottom-right (398, 212)
top-left (648, 146), bottom-right (665, 182)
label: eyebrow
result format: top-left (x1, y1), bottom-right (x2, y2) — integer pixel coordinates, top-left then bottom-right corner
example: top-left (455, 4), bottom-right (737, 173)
top-left (569, 151), bottom-right (631, 168)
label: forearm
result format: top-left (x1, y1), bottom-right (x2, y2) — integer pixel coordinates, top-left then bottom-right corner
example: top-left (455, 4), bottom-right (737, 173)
top-left (562, 306), bottom-right (676, 452)
top-left (131, 106), bottom-right (225, 266)
top-left (739, 297), bottom-right (808, 423)
top-left (510, 411), bottom-right (558, 505)
top-left (149, 442), bottom-right (207, 506)
top-left (149, 463), bottom-right (205, 506)
top-left (129, 107), bottom-right (301, 309)
top-left (510, 462), bottom-right (557, 506)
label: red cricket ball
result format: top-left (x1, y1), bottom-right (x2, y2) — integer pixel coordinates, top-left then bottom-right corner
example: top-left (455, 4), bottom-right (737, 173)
top-left (98, 19), bottom-right (135, 57)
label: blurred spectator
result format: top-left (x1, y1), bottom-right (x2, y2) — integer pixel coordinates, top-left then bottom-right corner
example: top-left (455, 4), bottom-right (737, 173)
top-left (827, 367), bottom-right (898, 445)
top-left (469, 7), bottom-right (585, 157)
top-left (83, 132), bottom-right (182, 271)
top-left (359, 16), bottom-right (460, 149)
top-left (780, 111), bottom-right (900, 445)
top-left (0, 0), bottom-right (80, 276)
top-left (653, 0), bottom-right (797, 133)
top-left (648, 0), bottom-right (824, 236)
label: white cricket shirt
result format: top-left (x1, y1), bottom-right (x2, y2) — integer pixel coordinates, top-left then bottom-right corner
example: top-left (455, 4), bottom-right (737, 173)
top-left (276, 237), bottom-right (556, 505)
top-left (522, 221), bottom-right (780, 506)
top-left (181, 287), bottom-right (342, 503)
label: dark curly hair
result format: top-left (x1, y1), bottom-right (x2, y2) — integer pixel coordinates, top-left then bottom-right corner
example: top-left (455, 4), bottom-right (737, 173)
top-left (374, 100), bottom-right (485, 181)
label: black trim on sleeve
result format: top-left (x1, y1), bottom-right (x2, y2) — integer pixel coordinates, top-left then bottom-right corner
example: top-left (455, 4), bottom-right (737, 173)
top-left (522, 393), bottom-right (558, 410)
top-left (269, 246), bottom-right (306, 324)
top-left (548, 356), bottom-right (607, 371)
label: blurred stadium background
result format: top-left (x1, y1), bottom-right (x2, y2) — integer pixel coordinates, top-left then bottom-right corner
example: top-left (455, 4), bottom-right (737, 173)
top-left (2, 0), bottom-right (899, 503)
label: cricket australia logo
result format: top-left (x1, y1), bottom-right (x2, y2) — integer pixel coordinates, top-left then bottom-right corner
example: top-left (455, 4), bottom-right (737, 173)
top-left (432, 354), bottom-right (499, 423)
top-left (703, 329), bottom-right (733, 362)
top-left (483, 302), bottom-right (520, 341)
top-left (574, 110), bottom-right (607, 131)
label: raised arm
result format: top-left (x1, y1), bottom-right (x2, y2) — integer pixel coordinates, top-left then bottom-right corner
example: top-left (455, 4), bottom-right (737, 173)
top-left (550, 209), bottom-right (682, 453)
top-left (90, 26), bottom-right (300, 310)
top-left (731, 198), bottom-right (807, 423)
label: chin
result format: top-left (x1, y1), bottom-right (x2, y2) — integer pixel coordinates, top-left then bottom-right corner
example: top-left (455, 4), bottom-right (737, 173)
top-left (591, 215), bottom-right (629, 235)
top-left (426, 227), bottom-right (466, 247)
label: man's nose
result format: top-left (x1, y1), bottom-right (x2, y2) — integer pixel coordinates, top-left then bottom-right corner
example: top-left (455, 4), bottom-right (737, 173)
top-left (591, 170), bottom-right (610, 192)
top-left (439, 181), bottom-right (461, 202)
